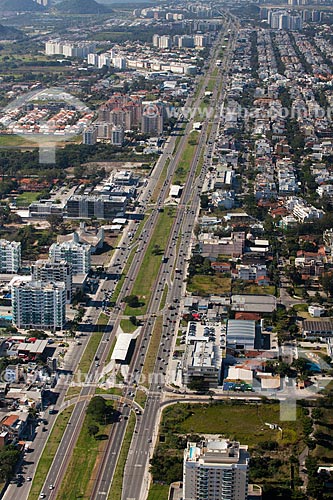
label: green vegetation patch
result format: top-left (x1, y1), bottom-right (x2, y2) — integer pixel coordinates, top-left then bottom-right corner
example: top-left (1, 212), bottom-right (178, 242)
top-left (173, 132), bottom-right (199, 184)
top-left (147, 484), bottom-right (170, 500)
top-left (142, 317), bottom-right (163, 388)
top-left (124, 208), bottom-right (176, 315)
top-left (162, 402), bottom-right (301, 446)
top-left (76, 331), bottom-right (103, 374)
top-left (15, 191), bottom-right (43, 206)
top-left (58, 397), bottom-right (115, 500)
top-left (108, 411), bottom-right (136, 500)
top-left (97, 312), bottom-right (109, 326)
top-left (120, 318), bottom-right (139, 333)
top-left (150, 401), bottom-right (305, 493)
top-left (187, 274), bottom-right (231, 296)
top-left (28, 406), bottom-right (74, 500)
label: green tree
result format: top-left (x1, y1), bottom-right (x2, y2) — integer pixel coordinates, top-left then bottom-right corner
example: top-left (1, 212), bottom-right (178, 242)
top-left (88, 424), bottom-right (99, 437)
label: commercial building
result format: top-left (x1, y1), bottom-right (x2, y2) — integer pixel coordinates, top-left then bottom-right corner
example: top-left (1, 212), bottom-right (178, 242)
top-left (303, 319), bottom-right (333, 338)
top-left (28, 200), bottom-right (64, 219)
top-left (49, 241), bottom-right (91, 275)
top-left (183, 342), bottom-right (222, 388)
top-left (11, 280), bottom-right (66, 331)
top-left (66, 194), bottom-right (127, 220)
top-left (183, 438), bottom-right (250, 500)
top-left (31, 259), bottom-right (72, 303)
top-left (0, 240), bottom-right (21, 273)
top-left (226, 320), bottom-right (257, 351)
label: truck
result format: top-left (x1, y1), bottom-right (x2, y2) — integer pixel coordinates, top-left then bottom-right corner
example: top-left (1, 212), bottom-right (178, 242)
top-left (48, 405), bottom-right (56, 415)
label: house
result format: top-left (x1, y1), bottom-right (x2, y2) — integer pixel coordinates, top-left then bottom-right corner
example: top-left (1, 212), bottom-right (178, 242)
top-left (0, 413), bottom-right (29, 440)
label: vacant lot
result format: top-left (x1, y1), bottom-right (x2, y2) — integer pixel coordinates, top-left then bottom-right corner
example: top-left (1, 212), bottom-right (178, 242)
top-left (187, 275), bottom-right (231, 295)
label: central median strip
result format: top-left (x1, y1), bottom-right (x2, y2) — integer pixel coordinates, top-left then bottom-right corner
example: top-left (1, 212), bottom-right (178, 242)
top-left (173, 131), bottom-right (199, 185)
top-left (151, 158), bottom-right (170, 204)
top-left (76, 330), bottom-right (103, 375)
top-left (28, 405), bottom-right (74, 500)
top-left (56, 397), bottom-right (115, 499)
top-left (124, 208), bottom-right (176, 317)
top-left (108, 411), bottom-right (136, 500)
top-left (141, 316), bottom-right (163, 388)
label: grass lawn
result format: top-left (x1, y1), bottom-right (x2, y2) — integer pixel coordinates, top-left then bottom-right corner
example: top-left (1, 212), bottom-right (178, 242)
top-left (0, 134), bottom-right (36, 147)
top-left (151, 159), bottom-right (170, 204)
top-left (15, 191), bottom-right (43, 206)
top-left (97, 312), bottom-right (109, 326)
top-left (195, 149), bottom-right (205, 179)
top-left (242, 284), bottom-right (276, 296)
top-left (125, 208), bottom-right (176, 316)
top-left (313, 407), bottom-right (333, 461)
top-left (108, 411), bottom-right (136, 500)
top-left (292, 303), bottom-right (309, 312)
top-left (120, 318), bottom-right (139, 333)
top-left (64, 386), bottom-right (81, 401)
top-left (206, 68), bottom-right (218, 92)
top-left (76, 331), bottom-right (103, 374)
top-left (173, 132), bottom-right (199, 185)
top-left (187, 275), bottom-right (231, 296)
top-left (161, 402), bottom-right (301, 448)
top-left (147, 484), bottom-right (170, 500)
top-left (57, 401), bottom-right (114, 500)
top-left (135, 389), bottom-right (147, 408)
top-left (28, 406), bottom-right (74, 500)
top-left (159, 284), bottom-right (168, 311)
top-left (95, 387), bottom-right (122, 396)
top-left (150, 401), bottom-right (304, 495)
top-left (111, 249), bottom-right (136, 304)
top-left (142, 317), bottom-right (163, 388)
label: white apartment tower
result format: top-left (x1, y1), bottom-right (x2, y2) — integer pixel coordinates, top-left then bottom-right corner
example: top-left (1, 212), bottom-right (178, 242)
top-left (49, 241), bottom-right (91, 275)
top-left (12, 280), bottom-right (66, 331)
top-left (0, 240), bottom-right (21, 273)
top-left (111, 125), bottom-right (124, 146)
top-left (31, 259), bottom-right (72, 303)
top-left (83, 125), bottom-right (98, 145)
top-left (183, 439), bottom-right (249, 500)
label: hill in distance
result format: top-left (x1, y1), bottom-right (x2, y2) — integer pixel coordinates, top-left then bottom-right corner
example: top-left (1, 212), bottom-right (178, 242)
top-left (55, 0), bottom-right (112, 14)
top-left (0, 0), bottom-right (45, 11)
top-left (0, 23), bottom-right (26, 39)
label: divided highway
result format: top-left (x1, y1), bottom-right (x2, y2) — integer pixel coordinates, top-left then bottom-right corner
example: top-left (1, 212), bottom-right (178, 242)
top-left (15, 15), bottom-right (239, 500)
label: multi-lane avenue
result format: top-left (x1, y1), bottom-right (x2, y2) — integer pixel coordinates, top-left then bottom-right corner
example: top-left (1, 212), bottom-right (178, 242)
top-left (7, 14), bottom-right (239, 500)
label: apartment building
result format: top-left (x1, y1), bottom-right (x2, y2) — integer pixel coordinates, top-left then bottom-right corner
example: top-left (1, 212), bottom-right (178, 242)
top-left (183, 439), bottom-right (250, 500)
top-left (0, 240), bottom-right (21, 273)
top-left (83, 125), bottom-right (98, 145)
top-left (12, 280), bottom-right (66, 331)
top-left (45, 40), bottom-right (96, 58)
top-left (49, 241), bottom-right (91, 275)
top-left (141, 103), bottom-right (164, 136)
top-left (111, 125), bottom-right (124, 146)
top-left (31, 259), bottom-right (72, 303)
